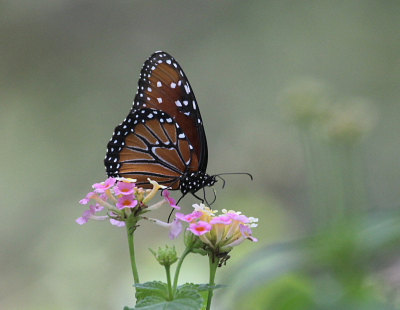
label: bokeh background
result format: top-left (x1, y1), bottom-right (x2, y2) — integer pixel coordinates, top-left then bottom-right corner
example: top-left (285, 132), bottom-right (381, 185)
top-left (2, 1), bottom-right (400, 309)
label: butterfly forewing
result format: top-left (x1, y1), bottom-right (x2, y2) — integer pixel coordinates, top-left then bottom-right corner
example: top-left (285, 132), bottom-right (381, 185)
top-left (132, 52), bottom-right (208, 171)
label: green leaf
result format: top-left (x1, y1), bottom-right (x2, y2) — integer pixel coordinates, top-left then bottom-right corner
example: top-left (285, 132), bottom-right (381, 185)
top-left (177, 283), bottom-right (226, 292)
top-left (134, 281), bottom-right (169, 302)
top-left (134, 289), bottom-right (203, 310)
top-left (177, 283), bottom-right (226, 310)
top-left (123, 307), bottom-right (135, 310)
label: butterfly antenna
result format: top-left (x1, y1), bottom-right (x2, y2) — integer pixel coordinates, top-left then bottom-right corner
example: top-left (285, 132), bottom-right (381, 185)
top-left (216, 172), bottom-right (253, 181)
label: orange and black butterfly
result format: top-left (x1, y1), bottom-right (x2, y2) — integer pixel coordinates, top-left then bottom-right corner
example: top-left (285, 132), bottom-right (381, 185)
top-left (104, 51), bottom-right (217, 201)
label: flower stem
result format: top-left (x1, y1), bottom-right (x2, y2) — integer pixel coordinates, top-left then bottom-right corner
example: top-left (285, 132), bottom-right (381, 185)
top-left (126, 220), bottom-right (140, 284)
top-left (206, 254), bottom-right (219, 310)
top-left (172, 246), bottom-right (192, 293)
top-left (165, 265), bottom-right (173, 300)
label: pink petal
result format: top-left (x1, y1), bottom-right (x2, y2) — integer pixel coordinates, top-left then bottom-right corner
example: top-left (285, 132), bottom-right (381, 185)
top-left (239, 224), bottom-right (257, 242)
top-left (187, 221), bottom-right (212, 236)
top-left (226, 213), bottom-right (249, 223)
top-left (116, 194), bottom-right (137, 209)
top-left (75, 217), bottom-right (88, 225)
top-left (162, 190), bottom-right (180, 210)
top-left (79, 191), bottom-right (95, 204)
top-left (175, 211), bottom-right (202, 223)
top-left (168, 218), bottom-right (182, 239)
top-left (93, 177), bottom-right (116, 193)
top-left (114, 181), bottom-right (135, 196)
top-left (210, 216), bottom-right (231, 225)
top-left (110, 219), bottom-right (125, 227)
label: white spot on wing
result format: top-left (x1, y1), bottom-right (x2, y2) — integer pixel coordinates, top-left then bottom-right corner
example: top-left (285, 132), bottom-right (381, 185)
top-left (184, 84), bottom-right (190, 94)
top-left (170, 82), bottom-right (176, 89)
top-left (157, 81), bottom-right (162, 87)
top-left (157, 98), bottom-right (162, 103)
top-left (175, 100), bottom-right (182, 107)
top-left (193, 100), bottom-right (197, 110)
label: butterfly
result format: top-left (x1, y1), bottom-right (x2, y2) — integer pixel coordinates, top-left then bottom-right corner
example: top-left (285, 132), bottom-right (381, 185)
top-left (104, 51), bottom-right (219, 202)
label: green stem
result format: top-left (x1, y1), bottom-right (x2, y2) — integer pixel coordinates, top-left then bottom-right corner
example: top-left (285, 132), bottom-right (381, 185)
top-left (299, 128), bottom-right (324, 229)
top-left (126, 220), bottom-right (140, 284)
top-left (172, 246), bottom-right (192, 293)
top-left (165, 265), bottom-right (173, 300)
top-left (206, 254), bottom-right (219, 310)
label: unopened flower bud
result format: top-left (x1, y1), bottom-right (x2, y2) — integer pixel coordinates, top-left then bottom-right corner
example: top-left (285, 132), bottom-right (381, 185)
top-left (149, 246), bottom-right (178, 266)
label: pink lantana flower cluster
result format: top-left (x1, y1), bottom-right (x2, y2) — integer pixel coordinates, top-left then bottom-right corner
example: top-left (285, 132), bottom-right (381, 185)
top-left (176, 204), bottom-right (258, 253)
top-left (76, 177), bottom-right (181, 237)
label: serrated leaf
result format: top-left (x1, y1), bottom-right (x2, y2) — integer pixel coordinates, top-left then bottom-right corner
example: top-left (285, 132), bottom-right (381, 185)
top-left (134, 281), bottom-right (169, 301)
top-left (178, 283), bottom-right (227, 292)
top-left (134, 289), bottom-right (203, 310)
top-left (176, 283), bottom-right (226, 310)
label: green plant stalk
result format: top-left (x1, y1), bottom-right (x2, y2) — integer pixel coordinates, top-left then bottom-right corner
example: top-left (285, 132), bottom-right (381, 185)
top-left (299, 128), bottom-right (326, 228)
top-left (330, 144), bottom-right (346, 222)
top-left (165, 265), bottom-right (173, 300)
top-left (206, 254), bottom-right (219, 310)
top-left (126, 219), bottom-right (140, 284)
top-left (172, 246), bottom-right (192, 293)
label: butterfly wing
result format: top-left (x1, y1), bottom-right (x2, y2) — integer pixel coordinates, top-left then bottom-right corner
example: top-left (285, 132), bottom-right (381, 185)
top-left (132, 51), bottom-right (208, 172)
top-left (104, 108), bottom-right (198, 189)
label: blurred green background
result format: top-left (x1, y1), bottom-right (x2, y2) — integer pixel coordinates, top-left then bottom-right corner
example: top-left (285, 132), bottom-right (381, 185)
top-left (2, 1), bottom-right (400, 309)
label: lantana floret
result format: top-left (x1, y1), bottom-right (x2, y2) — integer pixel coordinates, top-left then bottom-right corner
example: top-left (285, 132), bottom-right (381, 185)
top-left (114, 181), bottom-right (135, 196)
top-left (75, 205), bottom-right (108, 225)
top-left (143, 217), bottom-right (182, 240)
top-left (76, 178), bottom-right (180, 228)
top-left (116, 194), bottom-right (138, 210)
top-left (187, 221), bottom-right (212, 236)
top-left (175, 211), bottom-right (202, 223)
top-left (162, 190), bottom-right (179, 210)
top-left (92, 177), bottom-right (116, 193)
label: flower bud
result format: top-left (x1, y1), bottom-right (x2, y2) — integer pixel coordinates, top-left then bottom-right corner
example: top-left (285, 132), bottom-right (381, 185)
top-left (149, 246), bottom-right (178, 266)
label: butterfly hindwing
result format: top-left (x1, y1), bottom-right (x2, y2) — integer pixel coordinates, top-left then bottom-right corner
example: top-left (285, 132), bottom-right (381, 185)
top-left (105, 108), bottom-right (198, 189)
